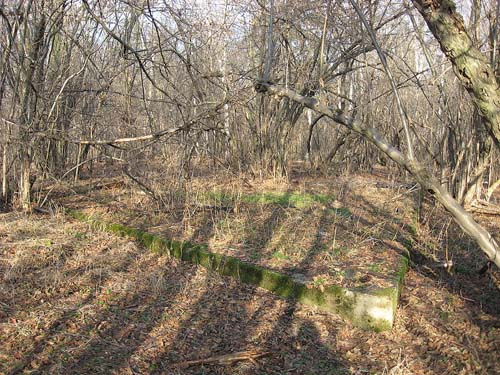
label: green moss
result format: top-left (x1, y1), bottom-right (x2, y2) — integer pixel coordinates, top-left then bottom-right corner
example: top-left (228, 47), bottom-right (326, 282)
top-left (387, 255), bottom-right (409, 314)
top-left (326, 207), bottom-right (352, 218)
top-left (369, 319), bottom-right (392, 333)
top-left (271, 251), bottom-right (291, 261)
top-left (67, 210), bottom-right (86, 221)
top-left (141, 233), bottom-right (155, 248)
top-left (68, 209), bottom-right (403, 332)
top-left (169, 240), bottom-right (187, 259)
top-left (368, 263), bottom-right (382, 273)
top-left (202, 191), bottom-right (335, 209)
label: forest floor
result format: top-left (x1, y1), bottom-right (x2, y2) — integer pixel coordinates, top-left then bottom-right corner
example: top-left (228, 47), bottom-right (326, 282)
top-left (0, 165), bottom-right (499, 374)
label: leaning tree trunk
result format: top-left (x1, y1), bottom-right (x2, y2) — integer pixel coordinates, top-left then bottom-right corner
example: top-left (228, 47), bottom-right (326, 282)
top-left (412, 0), bottom-right (500, 146)
top-left (255, 82), bottom-right (500, 269)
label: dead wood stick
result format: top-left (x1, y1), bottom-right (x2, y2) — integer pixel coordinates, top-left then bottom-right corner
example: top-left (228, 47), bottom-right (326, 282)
top-left (468, 200), bottom-right (500, 215)
top-left (173, 350), bottom-right (271, 368)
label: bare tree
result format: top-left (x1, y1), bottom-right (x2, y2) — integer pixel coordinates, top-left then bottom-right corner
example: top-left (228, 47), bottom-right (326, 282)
top-left (412, 0), bottom-right (500, 146)
top-left (256, 0), bottom-right (500, 268)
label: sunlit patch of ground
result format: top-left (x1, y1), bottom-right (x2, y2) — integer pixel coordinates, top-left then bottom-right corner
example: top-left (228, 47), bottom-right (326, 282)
top-left (1, 169), bottom-right (499, 374)
top-left (59, 174), bottom-right (410, 291)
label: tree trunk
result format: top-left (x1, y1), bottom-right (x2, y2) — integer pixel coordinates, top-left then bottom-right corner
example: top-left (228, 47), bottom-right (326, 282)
top-left (1, 144), bottom-right (7, 202)
top-left (16, 2), bottom-right (47, 211)
top-left (20, 153), bottom-right (31, 211)
top-left (412, 0), bottom-right (500, 146)
top-left (256, 81), bottom-right (500, 269)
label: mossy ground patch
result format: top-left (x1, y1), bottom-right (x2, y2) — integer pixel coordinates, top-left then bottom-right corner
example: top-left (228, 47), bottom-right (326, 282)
top-left (68, 209), bottom-right (407, 331)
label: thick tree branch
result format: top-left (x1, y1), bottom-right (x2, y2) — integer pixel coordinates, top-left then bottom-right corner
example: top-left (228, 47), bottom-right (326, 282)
top-left (412, 0), bottom-right (500, 146)
top-left (2, 116), bottom-right (184, 146)
top-left (255, 81), bottom-right (500, 269)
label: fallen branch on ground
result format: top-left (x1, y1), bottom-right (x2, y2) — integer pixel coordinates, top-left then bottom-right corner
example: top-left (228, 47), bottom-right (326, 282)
top-left (468, 200), bottom-right (500, 216)
top-left (172, 350), bottom-right (271, 368)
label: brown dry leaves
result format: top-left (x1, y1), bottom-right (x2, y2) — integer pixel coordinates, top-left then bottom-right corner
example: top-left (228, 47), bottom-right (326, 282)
top-left (1, 169), bottom-right (499, 374)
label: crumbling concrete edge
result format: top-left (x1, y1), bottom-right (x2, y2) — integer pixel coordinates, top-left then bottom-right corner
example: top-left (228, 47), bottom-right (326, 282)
top-left (68, 209), bottom-right (407, 332)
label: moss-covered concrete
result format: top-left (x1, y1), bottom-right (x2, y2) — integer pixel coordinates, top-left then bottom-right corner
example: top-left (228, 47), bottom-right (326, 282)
top-left (201, 190), bottom-right (336, 209)
top-left (67, 209), bottom-right (407, 332)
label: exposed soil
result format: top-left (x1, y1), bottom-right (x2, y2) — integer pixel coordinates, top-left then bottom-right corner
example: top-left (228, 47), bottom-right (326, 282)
top-left (1, 168), bottom-right (499, 374)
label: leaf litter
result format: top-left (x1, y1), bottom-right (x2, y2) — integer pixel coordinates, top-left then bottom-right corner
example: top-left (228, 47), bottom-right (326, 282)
top-left (0, 169), bottom-right (498, 374)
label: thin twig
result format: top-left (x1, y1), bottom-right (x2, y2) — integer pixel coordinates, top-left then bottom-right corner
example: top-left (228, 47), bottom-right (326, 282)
top-left (172, 350), bottom-right (271, 368)
top-left (349, 0), bottom-right (415, 160)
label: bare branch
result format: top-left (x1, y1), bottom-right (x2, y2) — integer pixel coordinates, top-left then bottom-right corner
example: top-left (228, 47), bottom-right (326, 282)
top-left (255, 81), bottom-right (500, 268)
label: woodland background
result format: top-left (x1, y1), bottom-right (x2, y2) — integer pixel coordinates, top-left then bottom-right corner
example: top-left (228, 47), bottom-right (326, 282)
top-left (1, 1), bottom-right (500, 374)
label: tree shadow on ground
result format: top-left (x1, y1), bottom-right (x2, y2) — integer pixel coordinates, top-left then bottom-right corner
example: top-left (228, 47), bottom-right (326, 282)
top-left (348, 189), bottom-right (499, 320)
top-left (0, 217), bottom-right (141, 374)
top-left (148, 203), bottom-right (347, 374)
top-left (3, 173), bottom-right (499, 375)
top-left (344, 189), bottom-right (500, 372)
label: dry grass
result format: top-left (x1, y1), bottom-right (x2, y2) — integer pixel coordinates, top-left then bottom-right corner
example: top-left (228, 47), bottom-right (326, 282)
top-left (59, 172), bottom-right (409, 290)
top-left (1, 167), bottom-right (499, 374)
